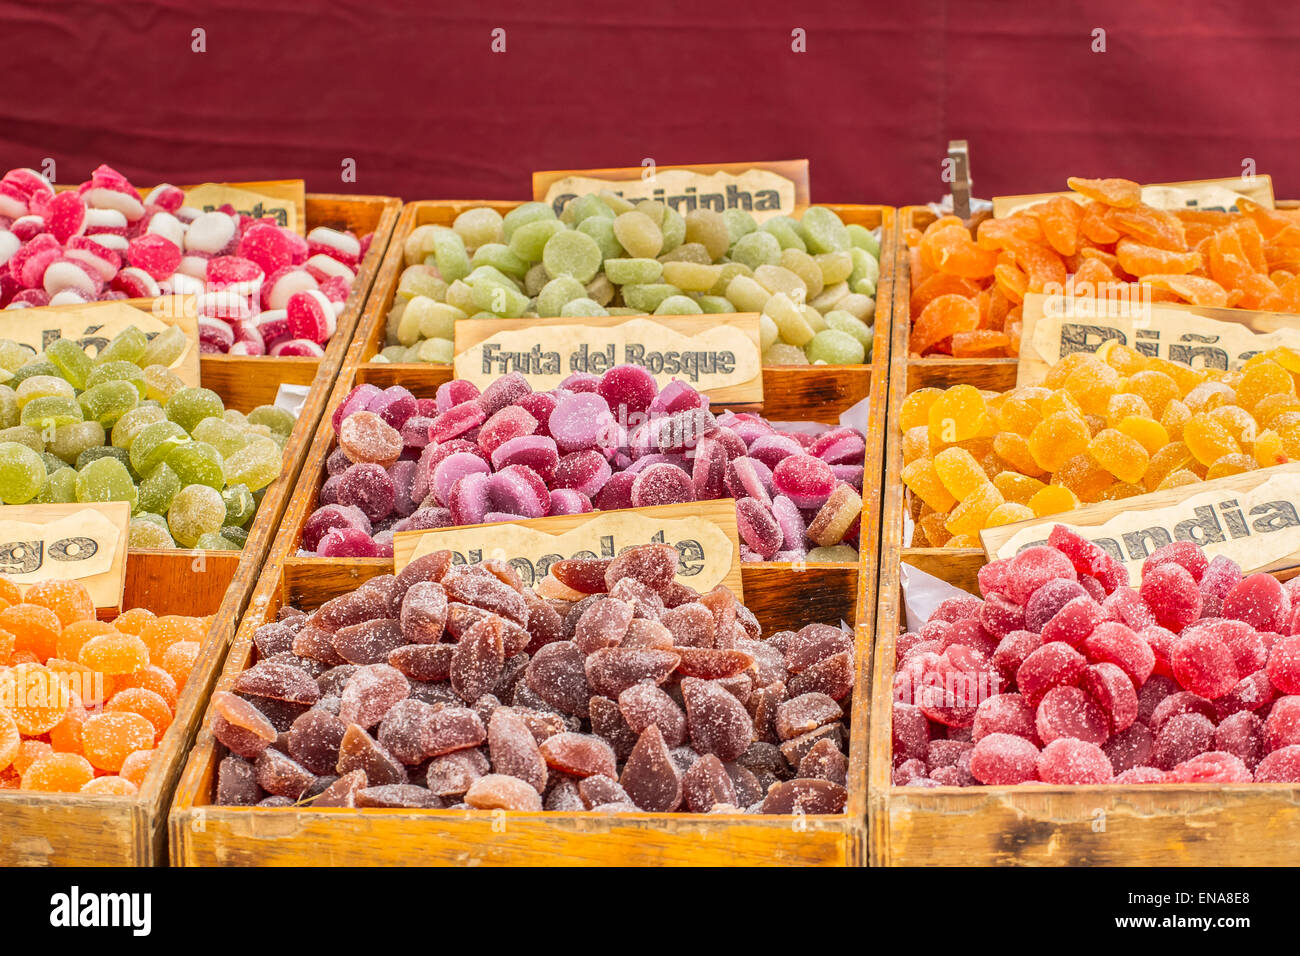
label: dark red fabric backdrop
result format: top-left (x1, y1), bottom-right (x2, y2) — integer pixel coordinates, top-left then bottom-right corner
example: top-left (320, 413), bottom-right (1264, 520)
top-left (2, 0), bottom-right (1298, 203)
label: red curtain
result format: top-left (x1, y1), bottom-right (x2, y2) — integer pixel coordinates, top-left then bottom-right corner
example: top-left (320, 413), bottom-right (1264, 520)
top-left (1, 0), bottom-right (1296, 204)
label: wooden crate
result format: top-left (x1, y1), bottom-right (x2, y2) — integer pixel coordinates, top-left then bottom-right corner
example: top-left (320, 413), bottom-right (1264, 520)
top-left (349, 200), bottom-right (895, 423)
top-left (869, 204), bottom-right (1300, 867)
top-left (0, 195), bottom-right (399, 866)
top-left (167, 205), bottom-right (899, 864)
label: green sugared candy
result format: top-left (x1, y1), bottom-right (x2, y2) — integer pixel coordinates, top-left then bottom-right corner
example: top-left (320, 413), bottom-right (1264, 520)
top-left (112, 405), bottom-right (166, 449)
top-left (223, 437), bottom-right (281, 492)
top-left (128, 420), bottom-right (189, 475)
top-left (79, 380), bottom-right (139, 427)
top-left (85, 360), bottom-right (146, 397)
top-left (140, 326), bottom-right (189, 368)
top-left (50, 421), bottom-right (106, 464)
top-left (75, 457), bottom-right (138, 509)
top-left (44, 341), bottom-right (93, 390)
top-left (808, 544), bottom-right (859, 562)
top-left (165, 387), bottom-right (224, 433)
top-left (129, 517), bottom-right (175, 549)
top-left (0, 441), bottom-right (46, 503)
top-left (96, 327), bottom-right (148, 365)
top-left (194, 531), bottom-right (240, 551)
top-left (75, 445), bottom-right (131, 473)
top-left (806, 328), bottom-right (866, 365)
top-left (247, 406), bottom-right (295, 439)
top-left (218, 525), bottom-right (249, 548)
top-left (35, 466), bottom-right (77, 504)
top-left (138, 462), bottom-right (181, 514)
top-left (222, 484), bottom-right (256, 527)
top-left (20, 395), bottom-right (84, 431)
top-left (167, 441), bottom-right (225, 490)
top-left (168, 483), bottom-right (226, 548)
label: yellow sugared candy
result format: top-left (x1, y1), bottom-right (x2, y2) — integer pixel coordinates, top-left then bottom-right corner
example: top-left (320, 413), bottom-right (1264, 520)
top-left (902, 344), bottom-right (1300, 547)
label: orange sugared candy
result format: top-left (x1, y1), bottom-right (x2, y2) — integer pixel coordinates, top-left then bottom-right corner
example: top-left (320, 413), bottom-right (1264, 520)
top-left (903, 343), bottom-right (1300, 547)
top-left (909, 176), bottom-right (1300, 358)
top-left (0, 577), bottom-right (205, 794)
top-left (82, 712), bottom-right (155, 772)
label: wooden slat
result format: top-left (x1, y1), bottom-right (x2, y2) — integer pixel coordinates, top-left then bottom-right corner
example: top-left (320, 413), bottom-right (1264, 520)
top-left (169, 197), bottom-right (900, 867)
top-left (871, 202), bottom-right (1300, 868)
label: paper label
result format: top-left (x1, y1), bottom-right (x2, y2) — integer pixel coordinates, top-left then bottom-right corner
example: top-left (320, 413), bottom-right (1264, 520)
top-left (1017, 292), bottom-right (1300, 386)
top-left (393, 500), bottom-right (743, 597)
top-left (993, 175), bottom-right (1276, 219)
top-left (979, 464), bottom-right (1300, 580)
top-left (0, 502), bottom-right (130, 609)
top-left (183, 180), bottom-right (305, 234)
top-left (0, 300), bottom-right (200, 386)
top-left (454, 315), bottom-right (762, 402)
top-left (532, 160), bottom-right (810, 223)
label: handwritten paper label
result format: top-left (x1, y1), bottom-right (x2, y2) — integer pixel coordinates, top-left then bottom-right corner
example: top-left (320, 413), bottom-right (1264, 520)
top-left (454, 314), bottom-right (762, 401)
top-left (980, 464), bottom-right (1300, 581)
top-left (0, 300), bottom-right (200, 387)
top-left (1017, 292), bottom-right (1300, 387)
top-left (0, 502), bottom-right (130, 609)
top-left (533, 160), bottom-right (810, 223)
top-left (393, 500), bottom-right (743, 597)
top-left (183, 180), bottom-right (305, 234)
top-left (993, 175), bottom-right (1276, 219)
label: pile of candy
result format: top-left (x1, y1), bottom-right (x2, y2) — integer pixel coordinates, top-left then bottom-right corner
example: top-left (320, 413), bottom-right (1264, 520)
top-left (213, 545), bottom-right (852, 813)
top-left (0, 577), bottom-right (202, 794)
top-left (903, 344), bottom-right (1299, 547)
top-left (380, 197), bottom-right (878, 366)
top-left (303, 365), bottom-right (865, 563)
top-left (0, 164), bottom-right (373, 356)
top-left (905, 176), bottom-right (1300, 358)
top-left (0, 328), bottom-right (290, 549)
top-left (893, 530), bottom-right (1300, 785)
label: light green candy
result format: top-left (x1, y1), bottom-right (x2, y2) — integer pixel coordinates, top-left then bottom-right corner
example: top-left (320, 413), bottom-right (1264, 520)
top-left (560, 194), bottom-right (612, 226)
top-left (470, 281), bottom-right (529, 318)
top-left (165, 387), bottom-right (225, 433)
top-left (849, 247), bottom-right (880, 288)
top-left (577, 216), bottom-right (623, 261)
top-left (0, 340), bottom-right (34, 372)
top-left (622, 284), bottom-right (682, 313)
top-left (35, 466), bottom-right (77, 504)
top-left (763, 216), bottom-right (807, 252)
top-left (129, 517), bottom-right (176, 549)
top-left (45, 340), bottom-right (93, 389)
top-left (501, 202), bottom-right (556, 242)
top-left (654, 295), bottom-right (702, 316)
top-left (698, 296), bottom-right (736, 314)
top-left (85, 360), bottom-right (146, 397)
top-left (10, 361), bottom-right (60, 386)
top-left (0, 441), bottom-right (46, 503)
top-left (75, 446), bottom-right (131, 474)
top-left (167, 441), bottom-right (225, 490)
top-left (141, 326), bottom-right (190, 367)
top-left (0, 425), bottom-right (44, 452)
top-left (808, 544), bottom-right (859, 563)
top-left (508, 219), bottom-right (566, 263)
top-left (223, 436), bottom-right (281, 492)
top-left (800, 206), bottom-right (850, 254)
top-left (247, 406), bottom-right (295, 440)
top-left (723, 208), bottom-right (757, 244)
top-left (396, 265), bottom-right (447, 301)
top-left (219, 525), bottom-right (249, 548)
top-left (128, 420), bottom-right (189, 474)
top-left (453, 206), bottom-right (505, 248)
top-left (0, 386), bottom-right (16, 429)
top-left (49, 421), bottom-right (106, 464)
top-left (222, 484), bottom-right (257, 527)
top-left (21, 395), bottom-right (84, 431)
top-left (430, 228), bottom-right (471, 282)
top-left (558, 298), bottom-right (608, 318)
top-left (111, 403), bottom-right (166, 447)
top-left (414, 338), bottom-right (454, 363)
top-left (759, 314), bottom-right (780, 351)
top-left (188, 417), bottom-right (249, 459)
top-left (536, 276), bottom-right (587, 318)
top-left (807, 328), bottom-right (866, 365)
top-left (730, 231), bottom-right (782, 270)
top-left (659, 206), bottom-right (686, 254)
top-left (168, 484), bottom-right (226, 548)
top-left (137, 462), bottom-right (181, 514)
top-left (75, 457), bottom-right (138, 509)
top-left (195, 531), bottom-right (240, 551)
top-left (143, 365), bottom-right (185, 404)
top-left (15, 375), bottom-right (75, 407)
top-left (846, 223), bottom-right (880, 257)
top-left (825, 311), bottom-right (874, 348)
top-left (79, 381), bottom-right (139, 427)
top-left (603, 258), bottom-right (662, 286)
top-left (762, 343), bottom-right (809, 366)
top-left (542, 230), bottom-right (602, 283)
top-left (96, 326), bottom-right (148, 365)
top-left (470, 243), bottom-right (529, 278)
